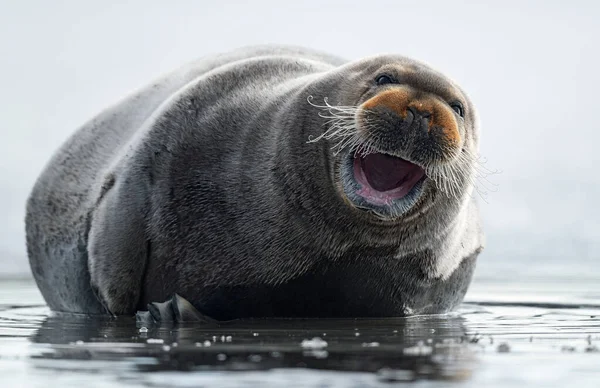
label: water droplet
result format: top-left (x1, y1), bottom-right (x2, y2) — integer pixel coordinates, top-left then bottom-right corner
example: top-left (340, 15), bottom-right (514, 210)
top-left (248, 354), bottom-right (262, 362)
top-left (403, 341), bottom-right (433, 356)
top-left (361, 342), bottom-right (380, 347)
top-left (303, 349), bottom-right (329, 359)
top-left (300, 337), bottom-right (328, 349)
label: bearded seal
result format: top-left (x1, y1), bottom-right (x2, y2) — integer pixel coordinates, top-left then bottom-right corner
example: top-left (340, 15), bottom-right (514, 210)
top-left (25, 45), bottom-right (484, 320)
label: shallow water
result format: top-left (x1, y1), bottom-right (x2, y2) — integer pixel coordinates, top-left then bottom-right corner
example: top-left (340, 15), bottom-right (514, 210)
top-left (1, 278), bottom-right (599, 387)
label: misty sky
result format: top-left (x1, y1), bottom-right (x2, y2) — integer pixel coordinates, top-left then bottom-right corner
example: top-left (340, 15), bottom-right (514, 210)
top-left (1, 1), bottom-right (599, 277)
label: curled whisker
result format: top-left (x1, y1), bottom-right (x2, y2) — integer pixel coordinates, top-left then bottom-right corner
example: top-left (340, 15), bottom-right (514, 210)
top-left (307, 96), bottom-right (372, 157)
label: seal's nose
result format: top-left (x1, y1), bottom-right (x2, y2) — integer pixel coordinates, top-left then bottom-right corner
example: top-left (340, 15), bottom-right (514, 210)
top-left (360, 87), bottom-right (460, 145)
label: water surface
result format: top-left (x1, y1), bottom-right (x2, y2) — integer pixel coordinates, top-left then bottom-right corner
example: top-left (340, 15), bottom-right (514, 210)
top-left (1, 278), bottom-right (599, 387)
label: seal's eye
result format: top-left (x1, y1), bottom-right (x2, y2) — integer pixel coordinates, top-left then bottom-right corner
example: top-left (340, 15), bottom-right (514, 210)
top-left (375, 75), bottom-right (396, 86)
top-left (450, 102), bottom-right (464, 117)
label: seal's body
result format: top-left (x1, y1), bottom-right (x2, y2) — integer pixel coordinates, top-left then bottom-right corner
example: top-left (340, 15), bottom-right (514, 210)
top-left (26, 46), bottom-right (484, 320)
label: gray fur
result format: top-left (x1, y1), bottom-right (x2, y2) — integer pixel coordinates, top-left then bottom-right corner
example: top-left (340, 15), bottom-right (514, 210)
top-left (25, 45), bottom-right (484, 318)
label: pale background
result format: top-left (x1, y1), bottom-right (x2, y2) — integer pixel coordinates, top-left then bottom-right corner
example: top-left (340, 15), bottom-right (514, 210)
top-left (1, 0), bottom-right (598, 282)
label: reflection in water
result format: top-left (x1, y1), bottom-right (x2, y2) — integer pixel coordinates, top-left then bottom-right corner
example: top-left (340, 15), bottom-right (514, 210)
top-left (30, 312), bottom-right (475, 382)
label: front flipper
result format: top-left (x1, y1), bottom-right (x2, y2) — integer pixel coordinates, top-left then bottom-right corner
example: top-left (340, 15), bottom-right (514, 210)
top-left (136, 294), bottom-right (217, 326)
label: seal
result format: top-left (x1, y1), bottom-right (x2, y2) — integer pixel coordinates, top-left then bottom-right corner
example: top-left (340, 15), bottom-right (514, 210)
top-left (25, 45), bottom-right (484, 320)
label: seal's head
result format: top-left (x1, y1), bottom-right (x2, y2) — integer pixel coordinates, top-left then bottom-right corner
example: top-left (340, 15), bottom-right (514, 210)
top-left (309, 56), bottom-right (480, 220)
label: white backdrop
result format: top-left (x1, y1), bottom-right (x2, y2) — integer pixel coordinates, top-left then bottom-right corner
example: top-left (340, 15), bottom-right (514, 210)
top-left (1, 0), bottom-right (598, 279)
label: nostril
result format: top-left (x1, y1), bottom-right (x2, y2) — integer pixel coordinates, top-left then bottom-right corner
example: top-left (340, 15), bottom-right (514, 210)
top-left (406, 106), bottom-right (418, 117)
top-left (407, 106), bottom-right (432, 119)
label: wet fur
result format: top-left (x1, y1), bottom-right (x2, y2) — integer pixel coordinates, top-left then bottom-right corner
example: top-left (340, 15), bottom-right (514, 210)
top-left (25, 45), bottom-right (484, 317)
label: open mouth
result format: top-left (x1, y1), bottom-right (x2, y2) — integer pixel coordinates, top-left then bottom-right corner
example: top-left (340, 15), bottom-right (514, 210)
top-left (352, 152), bottom-right (425, 206)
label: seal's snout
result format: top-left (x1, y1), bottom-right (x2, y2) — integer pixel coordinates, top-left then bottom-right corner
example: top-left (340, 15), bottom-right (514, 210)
top-left (337, 85), bottom-right (469, 217)
top-left (360, 88), bottom-right (460, 149)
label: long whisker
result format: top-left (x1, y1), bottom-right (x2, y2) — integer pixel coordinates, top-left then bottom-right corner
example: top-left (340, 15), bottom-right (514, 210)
top-left (425, 146), bottom-right (500, 203)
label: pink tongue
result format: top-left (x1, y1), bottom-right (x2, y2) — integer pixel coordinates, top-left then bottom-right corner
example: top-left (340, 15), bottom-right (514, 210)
top-left (361, 153), bottom-right (420, 192)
